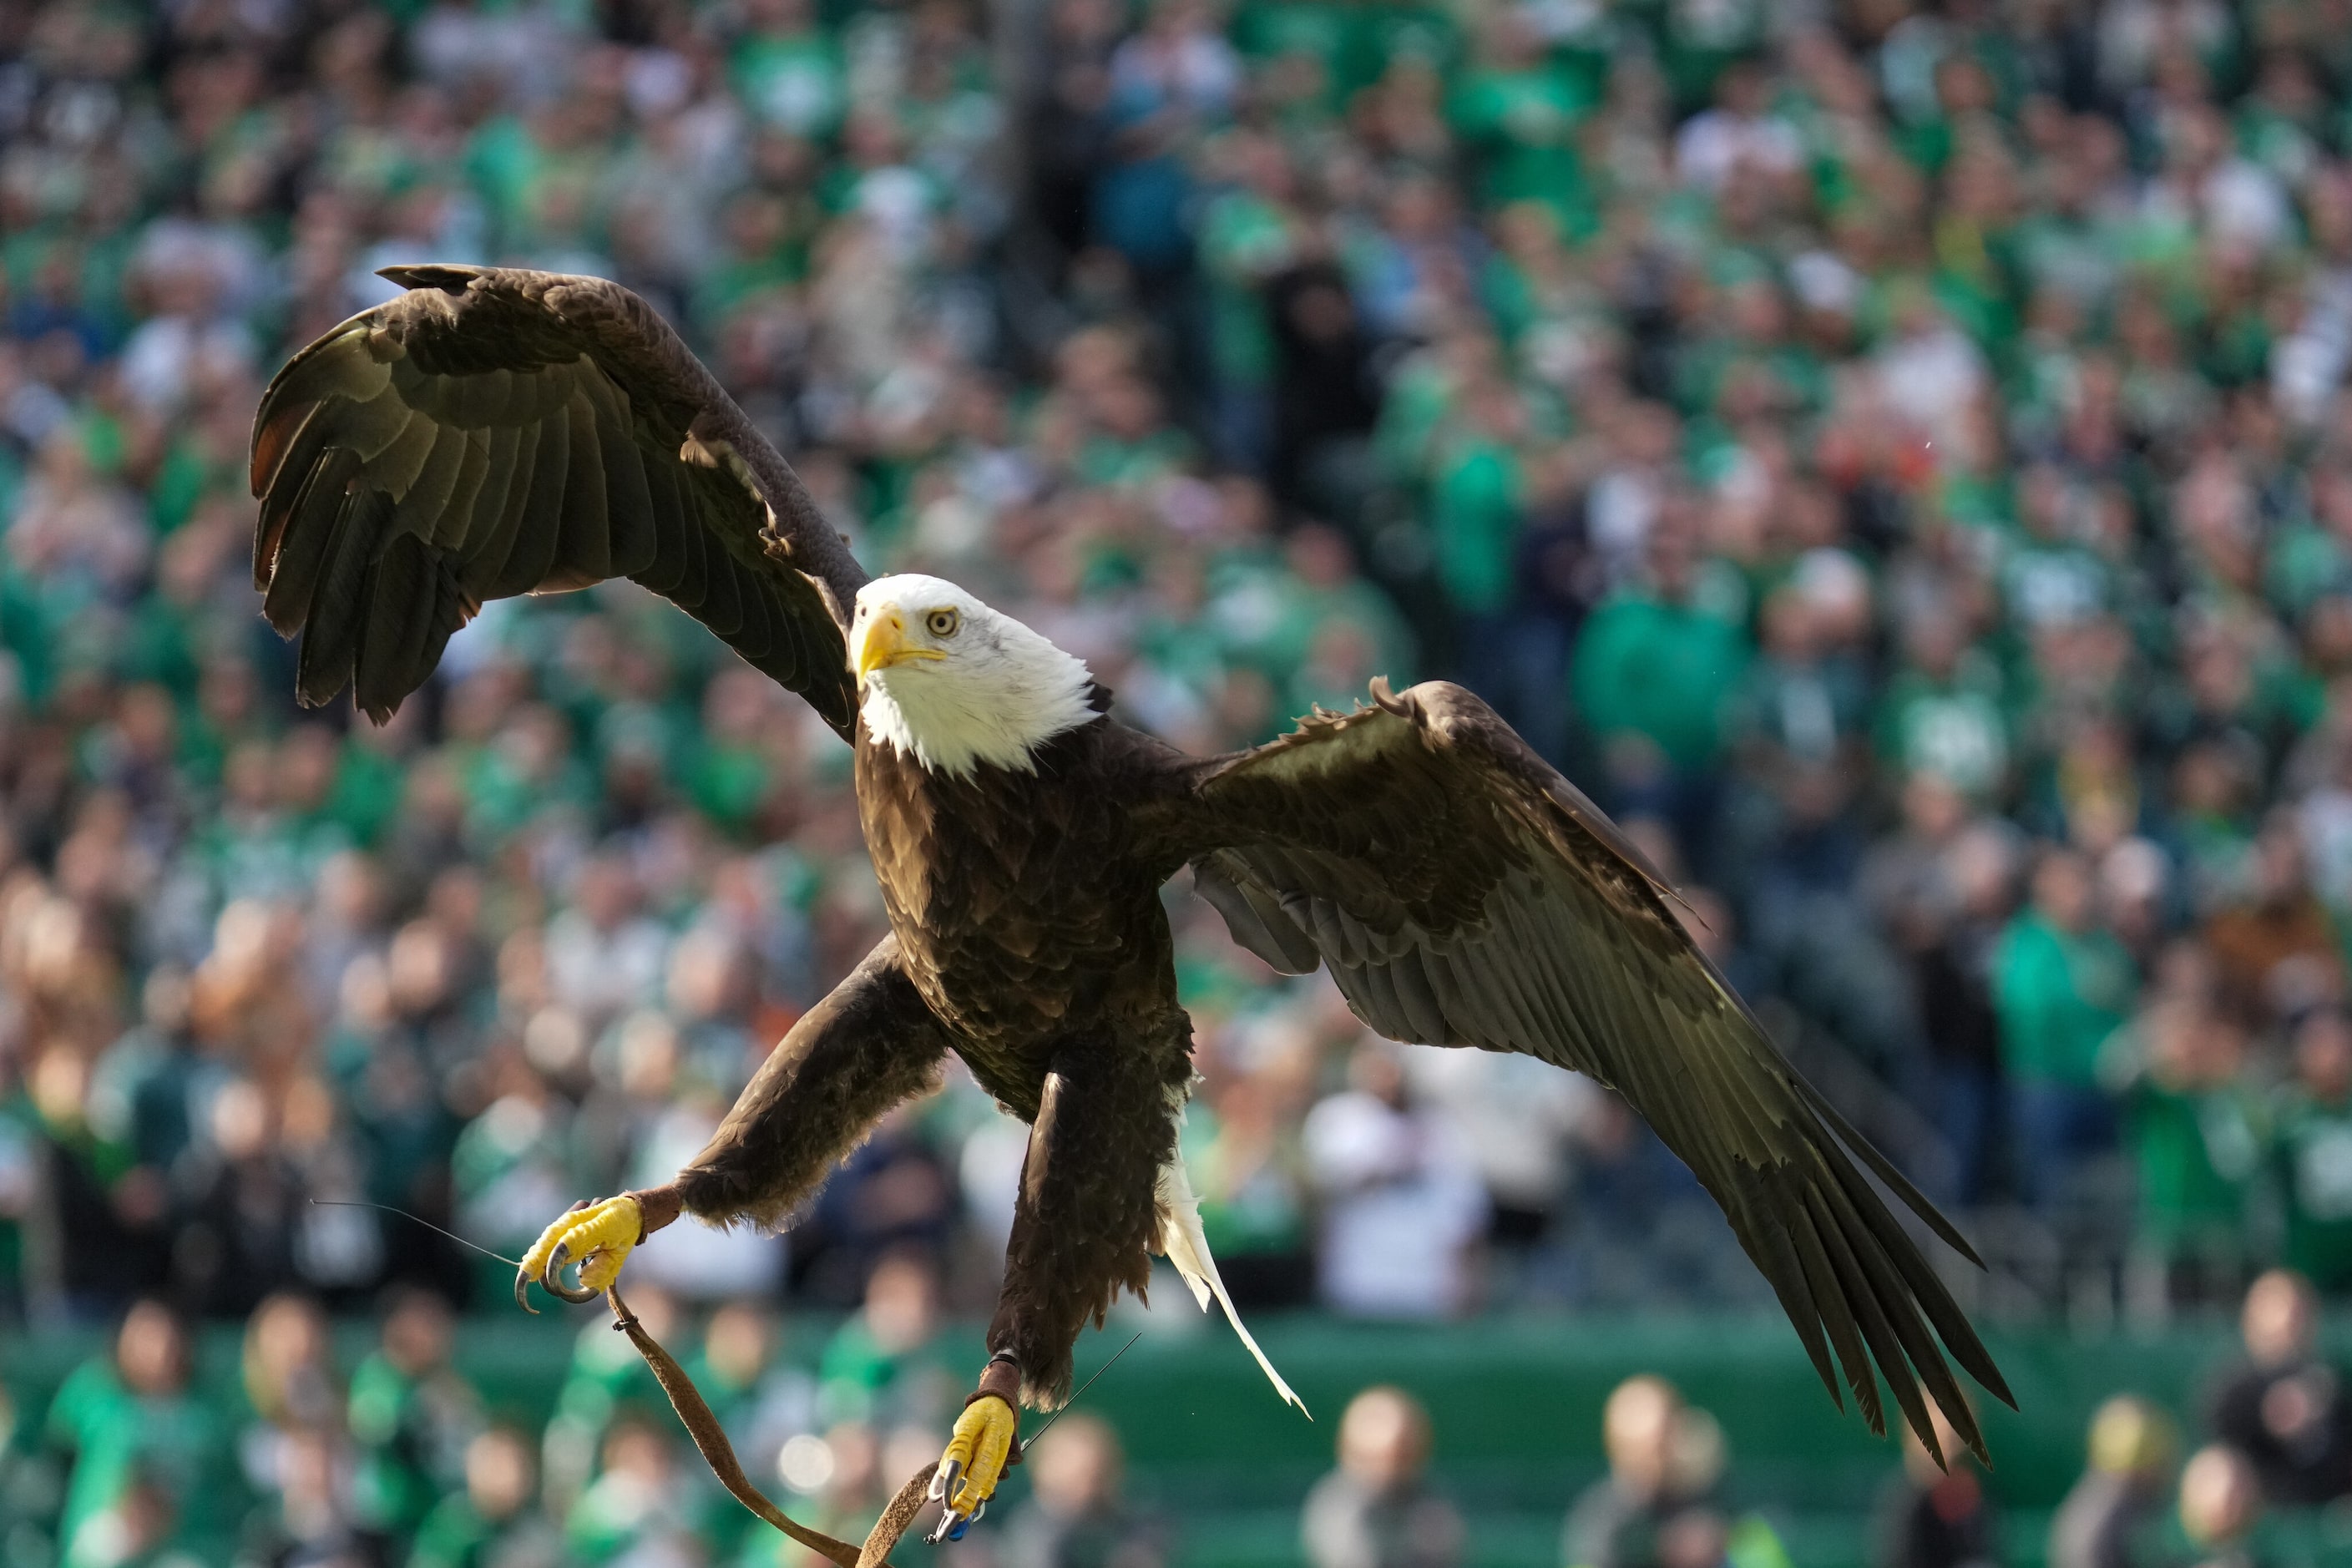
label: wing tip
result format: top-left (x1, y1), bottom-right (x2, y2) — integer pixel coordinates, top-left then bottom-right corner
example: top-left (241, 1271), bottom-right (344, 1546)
top-left (377, 263), bottom-right (483, 295)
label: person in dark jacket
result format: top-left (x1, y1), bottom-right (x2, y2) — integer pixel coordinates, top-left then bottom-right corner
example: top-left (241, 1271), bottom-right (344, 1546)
top-left (1266, 259), bottom-right (1382, 522)
top-left (1874, 1403), bottom-right (1998, 1568)
top-left (2203, 1269), bottom-right (2352, 1505)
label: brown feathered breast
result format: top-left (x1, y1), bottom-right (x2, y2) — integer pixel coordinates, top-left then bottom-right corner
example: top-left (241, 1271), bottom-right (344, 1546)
top-left (853, 708), bottom-right (1196, 1116)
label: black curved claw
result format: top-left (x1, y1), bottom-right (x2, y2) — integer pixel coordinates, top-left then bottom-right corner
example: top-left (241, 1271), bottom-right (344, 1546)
top-left (541, 1240), bottom-right (602, 1304)
top-left (513, 1266), bottom-right (540, 1315)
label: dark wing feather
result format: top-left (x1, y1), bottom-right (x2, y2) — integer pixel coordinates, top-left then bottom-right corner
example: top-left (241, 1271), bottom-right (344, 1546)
top-left (1176, 680), bottom-right (2011, 1463)
top-left (250, 266), bottom-right (860, 731)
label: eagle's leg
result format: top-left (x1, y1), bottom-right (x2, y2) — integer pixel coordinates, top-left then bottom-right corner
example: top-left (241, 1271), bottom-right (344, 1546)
top-left (931, 1040), bottom-right (1177, 1538)
top-left (513, 937), bottom-right (949, 1310)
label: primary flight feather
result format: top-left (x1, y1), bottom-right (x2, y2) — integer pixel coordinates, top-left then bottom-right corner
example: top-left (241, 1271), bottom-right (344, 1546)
top-left (251, 266), bottom-right (2011, 1537)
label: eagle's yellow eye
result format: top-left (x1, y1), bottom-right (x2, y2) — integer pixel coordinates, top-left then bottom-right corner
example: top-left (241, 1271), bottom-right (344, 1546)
top-left (927, 609), bottom-right (960, 638)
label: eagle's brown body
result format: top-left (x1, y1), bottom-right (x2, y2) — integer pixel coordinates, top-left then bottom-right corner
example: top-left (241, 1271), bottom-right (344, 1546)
top-left (858, 701), bottom-right (1190, 1106)
top-left (668, 704), bottom-right (1216, 1403)
top-left (250, 265), bottom-right (2014, 1466)
top-left (857, 708), bottom-right (1198, 1402)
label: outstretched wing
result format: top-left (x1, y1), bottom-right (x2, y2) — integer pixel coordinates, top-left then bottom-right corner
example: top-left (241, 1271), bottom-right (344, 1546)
top-left (1175, 680), bottom-right (2012, 1463)
top-left (250, 265), bottom-right (863, 731)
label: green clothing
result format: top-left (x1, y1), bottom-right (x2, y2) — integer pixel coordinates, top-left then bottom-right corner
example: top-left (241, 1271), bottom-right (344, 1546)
top-left (351, 1352), bottom-right (481, 1535)
top-left (43, 1359), bottom-right (227, 1547)
top-left (1370, 349), bottom-right (1459, 484)
top-left (692, 251), bottom-right (806, 329)
top-left (1181, 1105), bottom-right (1308, 1259)
top-left (2267, 519), bottom-right (2352, 621)
top-left (1074, 427), bottom-right (1196, 491)
top-left (1992, 915), bottom-right (2134, 1089)
top-left (2122, 1077), bottom-right (2261, 1253)
top-left (814, 1319), bottom-right (954, 1429)
top-left (325, 739), bottom-right (407, 849)
top-left (551, 1318), bottom-right (670, 1444)
top-left (1875, 663), bottom-right (2011, 798)
top-left (2000, 539), bottom-right (2111, 630)
top-left (1571, 590), bottom-right (1752, 771)
top-left (1232, 0), bottom-right (1458, 104)
top-left (461, 115), bottom-right (545, 249)
top-left (407, 1497), bottom-right (557, 1568)
top-left (685, 740), bottom-right (776, 835)
top-left (1447, 67), bottom-right (1593, 212)
top-left (1197, 191), bottom-right (1297, 387)
top-left (1428, 438), bottom-right (1522, 617)
top-left (731, 29), bottom-right (846, 137)
top-left (2274, 1090), bottom-right (2352, 1289)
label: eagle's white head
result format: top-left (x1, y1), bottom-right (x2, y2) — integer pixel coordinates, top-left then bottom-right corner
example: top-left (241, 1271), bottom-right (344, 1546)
top-left (849, 573), bottom-right (1098, 777)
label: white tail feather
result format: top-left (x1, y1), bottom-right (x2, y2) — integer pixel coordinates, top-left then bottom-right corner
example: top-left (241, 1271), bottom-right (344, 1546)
top-left (1154, 1155), bottom-right (1309, 1417)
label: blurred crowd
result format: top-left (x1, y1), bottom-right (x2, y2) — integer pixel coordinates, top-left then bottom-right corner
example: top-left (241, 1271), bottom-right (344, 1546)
top-left (21, 1263), bottom-right (2352, 1568)
top-left (1353, 1267), bottom-right (2352, 1568)
top-left (27, 0), bottom-right (2352, 1553)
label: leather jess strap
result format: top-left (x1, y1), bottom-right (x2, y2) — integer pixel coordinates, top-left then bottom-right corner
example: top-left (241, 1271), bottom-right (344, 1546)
top-left (604, 1282), bottom-right (937, 1568)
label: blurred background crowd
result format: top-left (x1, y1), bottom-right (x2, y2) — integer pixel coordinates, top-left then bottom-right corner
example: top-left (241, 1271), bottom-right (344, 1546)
top-left (24, 0), bottom-right (2352, 1559)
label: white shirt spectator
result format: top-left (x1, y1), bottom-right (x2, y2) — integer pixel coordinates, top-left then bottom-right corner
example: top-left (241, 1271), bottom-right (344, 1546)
top-left (1675, 107), bottom-right (1803, 192)
top-left (1303, 1055), bottom-right (1487, 1318)
top-left (1107, 15), bottom-right (1240, 121)
top-left (1403, 1049), bottom-right (1599, 1218)
top-left (543, 905), bottom-right (670, 1026)
top-left (118, 314), bottom-right (257, 416)
top-left (2201, 157), bottom-right (2293, 253)
top-left (1874, 311), bottom-right (1988, 451)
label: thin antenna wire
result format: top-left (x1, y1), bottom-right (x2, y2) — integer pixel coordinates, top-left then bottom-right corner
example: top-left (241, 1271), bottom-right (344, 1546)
top-left (1023, 1329), bottom-right (1145, 1449)
top-left (310, 1199), bottom-right (525, 1268)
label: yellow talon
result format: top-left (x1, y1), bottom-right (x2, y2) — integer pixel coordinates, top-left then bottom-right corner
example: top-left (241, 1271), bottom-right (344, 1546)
top-left (928, 1393), bottom-right (1019, 1538)
top-left (513, 1196), bottom-right (643, 1311)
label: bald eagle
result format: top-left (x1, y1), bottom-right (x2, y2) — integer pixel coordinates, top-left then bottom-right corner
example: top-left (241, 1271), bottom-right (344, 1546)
top-left (251, 267), bottom-right (2009, 1540)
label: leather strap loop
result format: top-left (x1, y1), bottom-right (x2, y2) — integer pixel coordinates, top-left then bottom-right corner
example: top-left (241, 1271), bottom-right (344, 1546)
top-left (606, 1282), bottom-right (914, 1568)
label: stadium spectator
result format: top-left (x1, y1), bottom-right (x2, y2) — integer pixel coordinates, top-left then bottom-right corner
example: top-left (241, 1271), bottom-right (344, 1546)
top-left (407, 1427), bottom-right (559, 1568)
top-left (815, 1248), bottom-right (955, 1433)
top-left (2050, 1397), bottom-right (2180, 1568)
top-left (563, 1414), bottom-right (703, 1564)
top-left (239, 1292), bottom-right (344, 1499)
top-left (1000, 1409), bottom-right (1166, 1568)
top-left (2272, 1009), bottom-right (2352, 1292)
top-left (1563, 1376), bottom-right (1704, 1568)
top-left (690, 1299), bottom-right (817, 1509)
top-left (2103, 942), bottom-right (2263, 1309)
top-left (1995, 847), bottom-right (2136, 1209)
top-left (43, 1300), bottom-right (233, 1562)
top-left (2203, 1270), bottom-right (2352, 1506)
top-left (1302, 1040), bottom-right (1486, 1319)
top-left (240, 1423), bottom-right (384, 1568)
top-left (1872, 1401), bottom-right (1999, 1568)
top-left (350, 1288), bottom-right (483, 1540)
top-left (541, 1283), bottom-right (682, 1518)
top-left (1302, 1385), bottom-right (1463, 1568)
top-left (2179, 1444), bottom-right (2266, 1568)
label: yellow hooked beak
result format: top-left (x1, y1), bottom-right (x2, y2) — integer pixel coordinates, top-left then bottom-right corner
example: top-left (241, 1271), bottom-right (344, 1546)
top-left (852, 604), bottom-right (946, 680)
